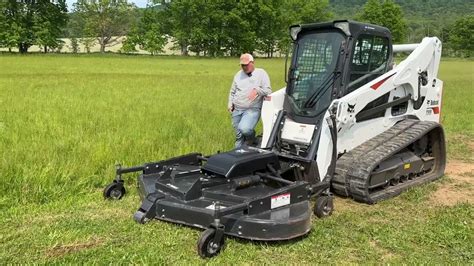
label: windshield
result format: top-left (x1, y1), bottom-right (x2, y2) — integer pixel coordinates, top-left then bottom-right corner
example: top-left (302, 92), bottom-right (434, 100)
top-left (287, 31), bottom-right (345, 116)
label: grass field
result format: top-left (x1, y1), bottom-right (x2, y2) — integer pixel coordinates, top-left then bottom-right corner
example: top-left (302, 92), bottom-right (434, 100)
top-left (0, 54), bottom-right (473, 264)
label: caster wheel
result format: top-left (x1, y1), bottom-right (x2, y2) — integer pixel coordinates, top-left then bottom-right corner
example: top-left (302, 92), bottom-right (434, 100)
top-left (133, 211), bottom-right (149, 224)
top-left (314, 196), bottom-right (334, 218)
top-left (197, 228), bottom-right (225, 258)
top-left (103, 182), bottom-right (126, 200)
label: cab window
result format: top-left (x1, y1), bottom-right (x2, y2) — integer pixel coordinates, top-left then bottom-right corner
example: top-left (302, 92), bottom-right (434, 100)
top-left (347, 35), bottom-right (390, 93)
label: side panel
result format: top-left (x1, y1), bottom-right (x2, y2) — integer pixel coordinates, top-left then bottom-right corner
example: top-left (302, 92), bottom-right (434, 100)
top-left (316, 116), bottom-right (333, 180)
top-left (261, 88), bottom-right (286, 148)
top-left (419, 79), bottom-right (443, 123)
top-left (333, 37), bottom-right (443, 154)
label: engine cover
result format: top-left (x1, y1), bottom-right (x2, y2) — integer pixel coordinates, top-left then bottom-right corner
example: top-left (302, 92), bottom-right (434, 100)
top-left (202, 147), bottom-right (280, 178)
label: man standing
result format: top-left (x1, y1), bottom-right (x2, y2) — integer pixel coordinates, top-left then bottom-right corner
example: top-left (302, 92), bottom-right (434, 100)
top-left (228, 53), bottom-right (272, 148)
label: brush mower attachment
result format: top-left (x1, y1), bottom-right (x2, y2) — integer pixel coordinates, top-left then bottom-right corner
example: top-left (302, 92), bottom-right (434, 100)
top-left (103, 148), bottom-right (333, 258)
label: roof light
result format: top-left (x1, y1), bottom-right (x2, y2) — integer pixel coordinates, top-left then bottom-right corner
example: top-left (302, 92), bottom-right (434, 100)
top-left (334, 22), bottom-right (351, 36)
top-left (289, 25), bottom-right (301, 41)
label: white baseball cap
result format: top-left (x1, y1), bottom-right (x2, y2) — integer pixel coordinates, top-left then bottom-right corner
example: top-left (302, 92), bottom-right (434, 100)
top-left (240, 53), bottom-right (254, 65)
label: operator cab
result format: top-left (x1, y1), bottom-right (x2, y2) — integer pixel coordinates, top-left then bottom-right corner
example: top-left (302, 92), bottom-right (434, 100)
top-left (286, 20), bottom-right (393, 123)
top-left (268, 20), bottom-right (393, 166)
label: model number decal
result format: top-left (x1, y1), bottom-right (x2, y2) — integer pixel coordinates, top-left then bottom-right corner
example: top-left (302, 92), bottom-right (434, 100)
top-left (427, 100), bottom-right (439, 106)
top-left (271, 193), bottom-right (291, 209)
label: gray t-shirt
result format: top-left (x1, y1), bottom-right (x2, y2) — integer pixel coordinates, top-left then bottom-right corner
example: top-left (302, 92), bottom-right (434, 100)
top-left (228, 68), bottom-right (272, 110)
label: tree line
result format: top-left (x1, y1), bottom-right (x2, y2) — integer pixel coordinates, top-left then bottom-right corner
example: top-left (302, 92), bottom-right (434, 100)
top-left (0, 0), bottom-right (472, 57)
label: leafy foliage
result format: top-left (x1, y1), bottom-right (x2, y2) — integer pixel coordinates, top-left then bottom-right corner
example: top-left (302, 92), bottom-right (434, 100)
top-left (0, 0), bottom-right (68, 53)
top-left (356, 0), bottom-right (407, 43)
top-left (125, 0), bottom-right (332, 56)
top-left (33, 0), bottom-right (68, 52)
top-left (330, 0), bottom-right (474, 46)
top-left (1, 0), bottom-right (472, 56)
top-left (122, 4), bottom-right (167, 55)
top-left (448, 15), bottom-right (473, 57)
top-left (73, 0), bottom-right (136, 53)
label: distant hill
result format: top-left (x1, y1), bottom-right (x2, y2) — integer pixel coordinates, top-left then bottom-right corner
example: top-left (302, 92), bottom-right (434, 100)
top-left (329, 0), bottom-right (474, 42)
top-left (330, 0), bottom-right (473, 22)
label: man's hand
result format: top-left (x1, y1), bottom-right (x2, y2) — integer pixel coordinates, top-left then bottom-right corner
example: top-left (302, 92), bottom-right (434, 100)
top-left (248, 88), bottom-right (258, 101)
top-left (228, 105), bottom-right (234, 112)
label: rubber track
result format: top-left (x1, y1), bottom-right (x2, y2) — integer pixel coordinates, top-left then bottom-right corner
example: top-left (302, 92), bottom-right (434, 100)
top-left (332, 119), bottom-right (443, 204)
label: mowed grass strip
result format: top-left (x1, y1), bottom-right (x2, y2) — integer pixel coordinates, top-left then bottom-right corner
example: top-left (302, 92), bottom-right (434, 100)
top-left (0, 55), bottom-right (472, 264)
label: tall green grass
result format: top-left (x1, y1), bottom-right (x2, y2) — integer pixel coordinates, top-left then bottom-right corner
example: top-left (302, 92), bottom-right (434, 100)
top-left (0, 55), bottom-right (472, 264)
top-left (0, 55), bottom-right (285, 207)
top-left (438, 61), bottom-right (474, 160)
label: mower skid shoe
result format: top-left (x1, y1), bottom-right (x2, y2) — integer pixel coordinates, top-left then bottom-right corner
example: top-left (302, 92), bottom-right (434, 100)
top-left (134, 192), bottom-right (163, 224)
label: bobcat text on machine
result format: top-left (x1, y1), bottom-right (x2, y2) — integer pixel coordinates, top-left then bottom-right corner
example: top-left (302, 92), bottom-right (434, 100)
top-left (103, 20), bottom-right (446, 258)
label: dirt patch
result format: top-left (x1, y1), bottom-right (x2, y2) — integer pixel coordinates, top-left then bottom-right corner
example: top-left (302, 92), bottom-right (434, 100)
top-left (469, 141), bottom-right (474, 153)
top-left (444, 161), bottom-right (474, 176)
top-left (430, 160), bottom-right (474, 206)
top-left (46, 237), bottom-right (104, 258)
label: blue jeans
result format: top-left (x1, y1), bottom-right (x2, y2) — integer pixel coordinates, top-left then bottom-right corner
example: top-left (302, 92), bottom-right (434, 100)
top-left (231, 108), bottom-right (261, 148)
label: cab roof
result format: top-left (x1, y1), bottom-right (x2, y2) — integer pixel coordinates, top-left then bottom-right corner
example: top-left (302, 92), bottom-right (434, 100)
top-left (292, 20), bottom-right (392, 39)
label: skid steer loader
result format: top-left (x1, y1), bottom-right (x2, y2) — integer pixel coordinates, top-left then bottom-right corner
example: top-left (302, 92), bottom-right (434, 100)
top-left (103, 20), bottom-right (446, 258)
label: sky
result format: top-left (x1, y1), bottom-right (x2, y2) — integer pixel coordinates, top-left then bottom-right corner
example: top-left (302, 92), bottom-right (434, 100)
top-left (66, 0), bottom-right (148, 10)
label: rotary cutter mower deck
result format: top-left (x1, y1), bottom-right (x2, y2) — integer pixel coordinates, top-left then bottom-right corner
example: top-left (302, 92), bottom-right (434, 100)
top-left (104, 147), bottom-right (337, 258)
top-left (103, 20), bottom-right (446, 258)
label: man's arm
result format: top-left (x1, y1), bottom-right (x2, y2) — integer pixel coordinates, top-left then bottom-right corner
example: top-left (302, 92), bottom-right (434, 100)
top-left (255, 69), bottom-right (272, 96)
top-left (228, 79), bottom-right (237, 111)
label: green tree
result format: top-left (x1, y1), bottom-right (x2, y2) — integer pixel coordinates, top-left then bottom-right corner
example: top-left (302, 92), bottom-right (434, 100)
top-left (123, 0), bottom-right (331, 57)
top-left (74, 0), bottom-right (136, 53)
top-left (254, 0), bottom-right (285, 57)
top-left (121, 29), bottom-right (138, 53)
top-left (162, 0), bottom-right (200, 55)
top-left (33, 0), bottom-right (68, 53)
top-left (66, 11), bottom-right (93, 53)
top-left (0, 0), bottom-right (68, 53)
top-left (123, 4), bottom-right (167, 55)
top-left (70, 37), bottom-right (80, 53)
top-left (163, 0), bottom-right (255, 56)
top-left (82, 37), bottom-right (96, 53)
top-left (356, 0), bottom-right (407, 43)
top-left (204, 0), bottom-right (236, 57)
top-left (448, 15), bottom-right (473, 57)
top-left (0, 1), bottom-right (19, 52)
top-left (2, 0), bottom-right (36, 53)
top-left (278, 0), bottom-right (333, 55)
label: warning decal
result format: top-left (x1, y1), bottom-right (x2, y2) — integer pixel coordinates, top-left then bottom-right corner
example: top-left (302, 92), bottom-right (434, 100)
top-left (271, 193), bottom-right (291, 209)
